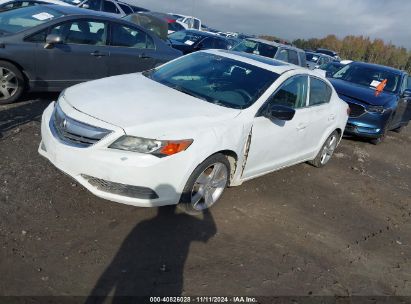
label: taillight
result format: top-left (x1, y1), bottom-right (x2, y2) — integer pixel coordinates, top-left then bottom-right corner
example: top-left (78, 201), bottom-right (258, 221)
top-left (347, 107), bottom-right (351, 116)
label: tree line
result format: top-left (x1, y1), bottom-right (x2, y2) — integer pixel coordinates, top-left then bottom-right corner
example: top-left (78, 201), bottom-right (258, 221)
top-left (260, 34), bottom-right (411, 73)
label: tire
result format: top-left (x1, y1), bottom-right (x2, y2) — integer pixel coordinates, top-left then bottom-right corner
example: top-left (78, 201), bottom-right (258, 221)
top-left (0, 60), bottom-right (25, 105)
top-left (392, 125), bottom-right (404, 133)
top-left (309, 130), bottom-right (339, 168)
top-left (178, 153), bottom-right (230, 215)
top-left (370, 130), bottom-right (386, 145)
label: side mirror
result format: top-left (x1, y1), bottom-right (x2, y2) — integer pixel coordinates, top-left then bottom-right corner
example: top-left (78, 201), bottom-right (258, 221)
top-left (265, 104), bottom-right (295, 121)
top-left (44, 34), bottom-right (63, 49)
top-left (402, 89), bottom-right (411, 98)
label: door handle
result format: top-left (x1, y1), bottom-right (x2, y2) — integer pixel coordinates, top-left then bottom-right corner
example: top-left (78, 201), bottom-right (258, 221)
top-left (296, 124), bottom-right (307, 130)
top-left (328, 114), bottom-right (336, 121)
top-left (90, 51), bottom-right (107, 57)
top-left (139, 53), bottom-right (151, 59)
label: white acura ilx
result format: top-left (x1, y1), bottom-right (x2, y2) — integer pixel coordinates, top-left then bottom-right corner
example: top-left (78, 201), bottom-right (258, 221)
top-left (39, 50), bottom-right (348, 214)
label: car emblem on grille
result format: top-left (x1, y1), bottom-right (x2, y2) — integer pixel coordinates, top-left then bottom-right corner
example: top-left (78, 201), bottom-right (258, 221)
top-left (62, 119), bottom-right (67, 129)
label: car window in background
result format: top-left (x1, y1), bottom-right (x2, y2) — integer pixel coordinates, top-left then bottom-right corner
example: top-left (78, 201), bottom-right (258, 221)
top-left (306, 53), bottom-right (319, 63)
top-left (50, 20), bottom-right (106, 45)
top-left (168, 31), bottom-right (203, 44)
top-left (144, 52), bottom-right (279, 109)
top-left (319, 62), bottom-right (344, 76)
top-left (111, 23), bottom-right (154, 49)
top-left (198, 37), bottom-right (214, 48)
top-left (118, 3), bottom-right (132, 14)
top-left (270, 75), bottom-right (308, 109)
top-left (333, 64), bottom-right (401, 93)
top-left (232, 39), bottom-right (278, 58)
top-left (80, 0), bottom-right (101, 10)
top-left (288, 50), bottom-right (299, 65)
top-left (0, 6), bottom-right (63, 33)
top-left (168, 21), bottom-right (184, 32)
top-left (309, 77), bottom-right (332, 106)
top-left (103, 0), bottom-right (119, 14)
top-left (193, 18), bottom-right (200, 29)
top-left (276, 49), bottom-right (289, 62)
top-left (215, 39), bottom-right (228, 49)
top-left (298, 51), bottom-right (307, 67)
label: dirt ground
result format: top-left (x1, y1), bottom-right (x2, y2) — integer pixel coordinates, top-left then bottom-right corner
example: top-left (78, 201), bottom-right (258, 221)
top-left (0, 94), bottom-right (410, 299)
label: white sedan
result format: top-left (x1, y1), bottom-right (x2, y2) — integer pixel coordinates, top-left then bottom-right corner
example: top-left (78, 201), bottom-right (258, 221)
top-left (39, 50), bottom-right (349, 214)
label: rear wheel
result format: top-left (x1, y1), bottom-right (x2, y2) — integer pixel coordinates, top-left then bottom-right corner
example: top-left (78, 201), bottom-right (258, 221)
top-left (309, 131), bottom-right (339, 168)
top-left (178, 153), bottom-right (230, 215)
top-left (392, 125), bottom-right (404, 133)
top-left (0, 61), bottom-right (25, 105)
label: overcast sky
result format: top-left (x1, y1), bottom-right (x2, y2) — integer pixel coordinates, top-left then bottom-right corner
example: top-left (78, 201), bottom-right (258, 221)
top-left (124, 0), bottom-right (411, 49)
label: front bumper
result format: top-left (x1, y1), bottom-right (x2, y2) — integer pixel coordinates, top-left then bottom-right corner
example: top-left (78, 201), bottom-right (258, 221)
top-left (344, 111), bottom-right (391, 138)
top-left (38, 102), bottom-right (193, 207)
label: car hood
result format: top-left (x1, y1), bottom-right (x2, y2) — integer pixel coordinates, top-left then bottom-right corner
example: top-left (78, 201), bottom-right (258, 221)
top-left (64, 73), bottom-right (240, 138)
top-left (169, 39), bottom-right (193, 53)
top-left (329, 78), bottom-right (395, 106)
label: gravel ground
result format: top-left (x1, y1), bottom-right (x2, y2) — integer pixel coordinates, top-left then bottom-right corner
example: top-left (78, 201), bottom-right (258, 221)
top-left (0, 95), bottom-right (410, 298)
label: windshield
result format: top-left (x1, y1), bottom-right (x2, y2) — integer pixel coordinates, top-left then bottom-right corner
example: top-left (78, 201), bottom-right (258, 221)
top-left (232, 39), bottom-right (278, 58)
top-left (168, 31), bottom-right (203, 44)
top-left (333, 64), bottom-right (401, 93)
top-left (306, 53), bottom-right (320, 63)
top-left (144, 52), bottom-right (279, 109)
top-left (320, 62), bottom-right (343, 74)
top-left (0, 6), bottom-right (63, 34)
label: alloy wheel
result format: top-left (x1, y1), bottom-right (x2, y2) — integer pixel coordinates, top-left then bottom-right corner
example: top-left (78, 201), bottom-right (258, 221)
top-left (320, 134), bottom-right (338, 165)
top-left (0, 67), bottom-right (18, 101)
top-left (190, 162), bottom-right (228, 211)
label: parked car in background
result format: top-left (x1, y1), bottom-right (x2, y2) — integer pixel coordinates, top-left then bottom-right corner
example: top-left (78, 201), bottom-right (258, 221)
top-left (329, 62), bottom-right (411, 144)
top-left (169, 13), bottom-right (201, 30)
top-left (0, 5), bottom-right (181, 104)
top-left (123, 12), bottom-right (168, 41)
top-left (168, 30), bottom-right (230, 54)
top-left (306, 52), bottom-right (335, 70)
top-left (136, 12), bottom-right (185, 34)
top-left (0, 0), bottom-right (70, 11)
top-left (316, 61), bottom-right (345, 77)
top-left (39, 50), bottom-right (348, 214)
top-left (63, 0), bottom-right (148, 16)
top-left (231, 38), bottom-right (307, 67)
top-left (316, 48), bottom-right (340, 60)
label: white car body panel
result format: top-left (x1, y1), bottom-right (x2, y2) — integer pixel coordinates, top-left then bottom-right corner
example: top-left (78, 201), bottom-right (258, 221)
top-left (39, 50), bottom-right (348, 207)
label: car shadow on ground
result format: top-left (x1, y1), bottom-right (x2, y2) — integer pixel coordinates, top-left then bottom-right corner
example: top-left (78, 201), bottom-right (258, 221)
top-left (85, 186), bottom-right (217, 302)
top-left (0, 92), bottom-right (58, 139)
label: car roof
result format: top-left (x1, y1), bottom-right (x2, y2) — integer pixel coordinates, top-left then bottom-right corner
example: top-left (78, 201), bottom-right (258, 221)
top-left (41, 4), bottom-right (119, 18)
top-left (246, 38), bottom-right (302, 52)
top-left (306, 52), bottom-right (334, 58)
top-left (183, 29), bottom-right (223, 38)
top-left (206, 49), bottom-right (308, 75)
top-left (350, 61), bottom-right (405, 75)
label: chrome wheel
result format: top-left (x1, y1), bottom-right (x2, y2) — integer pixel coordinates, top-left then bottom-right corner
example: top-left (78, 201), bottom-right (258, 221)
top-left (320, 134), bottom-right (338, 165)
top-left (0, 67), bottom-right (18, 101)
top-left (190, 162), bottom-right (228, 211)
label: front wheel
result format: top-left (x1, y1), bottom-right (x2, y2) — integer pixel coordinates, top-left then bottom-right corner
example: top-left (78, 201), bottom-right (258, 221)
top-left (178, 153), bottom-right (230, 215)
top-left (309, 131), bottom-right (339, 168)
top-left (0, 60), bottom-right (25, 105)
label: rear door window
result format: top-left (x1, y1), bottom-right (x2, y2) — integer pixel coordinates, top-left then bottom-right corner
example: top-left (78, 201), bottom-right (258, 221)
top-left (309, 77), bottom-right (332, 106)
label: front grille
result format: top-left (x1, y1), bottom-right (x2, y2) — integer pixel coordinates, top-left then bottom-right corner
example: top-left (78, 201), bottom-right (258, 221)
top-left (51, 104), bottom-right (111, 148)
top-left (347, 102), bottom-right (365, 118)
top-left (81, 174), bottom-right (159, 199)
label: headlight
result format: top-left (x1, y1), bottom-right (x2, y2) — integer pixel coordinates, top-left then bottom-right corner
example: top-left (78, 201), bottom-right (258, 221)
top-left (367, 105), bottom-right (386, 114)
top-left (109, 136), bottom-right (193, 156)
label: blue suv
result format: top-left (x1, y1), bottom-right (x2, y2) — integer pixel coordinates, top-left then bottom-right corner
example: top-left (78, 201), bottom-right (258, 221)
top-left (329, 62), bottom-right (411, 144)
